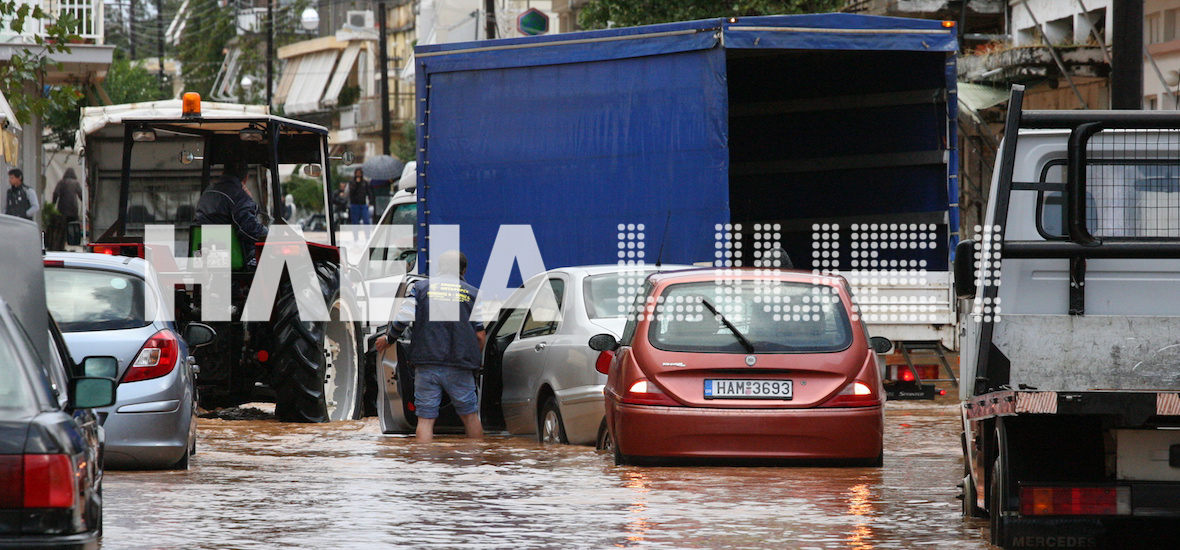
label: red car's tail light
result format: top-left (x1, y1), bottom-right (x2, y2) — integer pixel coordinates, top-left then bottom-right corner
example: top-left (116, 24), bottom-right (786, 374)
top-left (821, 380), bottom-right (880, 408)
top-left (1020, 486), bottom-right (1130, 516)
top-left (620, 378), bottom-right (679, 406)
top-left (595, 350), bottom-right (614, 374)
top-left (123, 330), bottom-right (180, 383)
top-left (21, 454), bottom-right (76, 508)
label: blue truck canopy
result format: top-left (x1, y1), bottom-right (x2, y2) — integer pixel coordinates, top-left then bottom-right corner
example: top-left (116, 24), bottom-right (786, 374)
top-left (415, 14), bottom-right (958, 287)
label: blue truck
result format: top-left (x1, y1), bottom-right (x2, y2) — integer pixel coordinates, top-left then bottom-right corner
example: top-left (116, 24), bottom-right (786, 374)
top-left (410, 13), bottom-right (962, 395)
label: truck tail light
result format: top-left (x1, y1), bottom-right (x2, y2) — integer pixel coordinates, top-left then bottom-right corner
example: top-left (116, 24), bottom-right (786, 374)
top-left (21, 455), bottom-right (76, 509)
top-left (821, 380), bottom-right (880, 408)
top-left (1020, 486), bottom-right (1131, 516)
top-left (123, 330), bottom-right (180, 383)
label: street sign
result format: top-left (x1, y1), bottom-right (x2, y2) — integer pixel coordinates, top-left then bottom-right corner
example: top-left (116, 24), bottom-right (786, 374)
top-left (517, 8), bottom-right (549, 36)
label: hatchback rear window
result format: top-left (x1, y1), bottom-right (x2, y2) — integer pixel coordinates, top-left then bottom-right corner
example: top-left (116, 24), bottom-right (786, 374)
top-left (648, 280), bottom-right (853, 353)
top-left (44, 268), bottom-right (151, 332)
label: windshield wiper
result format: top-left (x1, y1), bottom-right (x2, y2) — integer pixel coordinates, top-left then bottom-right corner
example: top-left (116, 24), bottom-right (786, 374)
top-left (698, 297), bottom-right (755, 354)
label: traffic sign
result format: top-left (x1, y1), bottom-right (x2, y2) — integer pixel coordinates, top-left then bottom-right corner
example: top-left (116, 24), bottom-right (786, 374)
top-left (517, 8), bottom-right (549, 36)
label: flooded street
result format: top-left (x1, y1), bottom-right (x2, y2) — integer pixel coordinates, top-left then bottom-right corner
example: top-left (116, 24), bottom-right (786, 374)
top-left (101, 401), bottom-right (989, 549)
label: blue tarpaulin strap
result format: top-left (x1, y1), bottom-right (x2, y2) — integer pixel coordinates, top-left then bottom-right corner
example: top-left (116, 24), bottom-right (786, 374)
top-left (722, 14), bottom-right (957, 52)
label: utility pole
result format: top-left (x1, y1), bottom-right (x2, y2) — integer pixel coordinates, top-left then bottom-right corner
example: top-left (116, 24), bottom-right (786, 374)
top-left (1111, 0), bottom-right (1144, 109)
top-left (130, 0), bottom-right (137, 58)
top-left (484, 0), bottom-right (496, 39)
top-left (156, 0), bottom-right (165, 90)
top-left (377, 1), bottom-right (391, 155)
top-left (266, 0), bottom-right (274, 108)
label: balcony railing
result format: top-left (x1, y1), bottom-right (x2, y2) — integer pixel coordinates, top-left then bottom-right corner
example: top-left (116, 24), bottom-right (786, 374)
top-left (1, 0), bottom-right (104, 42)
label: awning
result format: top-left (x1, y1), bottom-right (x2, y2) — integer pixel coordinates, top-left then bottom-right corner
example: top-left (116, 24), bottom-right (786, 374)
top-left (284, 50), bottom-right (339, 115)
top-left (957, 82), bottom-right (1009, 112)
top-left (274, 56), bottom-right (303, 106)
top-left (322, 44), bottom-right (361, 108)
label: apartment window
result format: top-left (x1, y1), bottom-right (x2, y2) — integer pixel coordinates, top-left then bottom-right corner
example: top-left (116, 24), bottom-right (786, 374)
top-left (1169, 9), bottom-right (1180, 42)
top-left (1148, 13), bottom-right (1163, 44)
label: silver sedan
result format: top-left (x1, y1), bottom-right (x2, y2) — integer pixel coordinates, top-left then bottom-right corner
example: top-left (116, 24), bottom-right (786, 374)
top-left (482, 264), bottom-right (688, 445)
top-left (44, 252), bottom-right (214, 469)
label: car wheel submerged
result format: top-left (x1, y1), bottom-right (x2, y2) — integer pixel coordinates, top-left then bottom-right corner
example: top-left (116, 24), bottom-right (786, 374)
top-left (537, 396), bottom-right (568, 444)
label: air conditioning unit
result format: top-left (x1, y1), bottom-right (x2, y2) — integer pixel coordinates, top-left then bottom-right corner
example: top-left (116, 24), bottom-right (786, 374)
top-left (345, 10), bottom-right (374, 30)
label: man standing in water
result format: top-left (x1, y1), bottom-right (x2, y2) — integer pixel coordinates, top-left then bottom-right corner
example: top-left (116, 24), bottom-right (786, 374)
top-left (375, 250), bottom-right (485, 442)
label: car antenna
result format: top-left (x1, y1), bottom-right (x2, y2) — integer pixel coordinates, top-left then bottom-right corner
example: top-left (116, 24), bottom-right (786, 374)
top-left (654, 210), bottom-right (671, 269)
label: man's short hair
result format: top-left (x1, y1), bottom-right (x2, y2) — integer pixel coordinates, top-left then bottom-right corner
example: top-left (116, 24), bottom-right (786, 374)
top-left (7, 168), bottom-right (21, 179)
top-left (437, 250), bottom-right (468, 276)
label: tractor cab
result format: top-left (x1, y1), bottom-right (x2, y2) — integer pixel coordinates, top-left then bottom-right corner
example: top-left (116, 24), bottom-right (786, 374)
top-left (81, 94), bottom-right (338, 257)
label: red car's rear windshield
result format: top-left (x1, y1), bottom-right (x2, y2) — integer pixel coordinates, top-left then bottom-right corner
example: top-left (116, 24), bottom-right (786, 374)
top-left (647, 280), bottom-right (853, 354)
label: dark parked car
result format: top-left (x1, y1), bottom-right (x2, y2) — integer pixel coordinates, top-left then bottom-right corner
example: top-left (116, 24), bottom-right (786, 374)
top-left (0, 215), bottom-right (117, 550)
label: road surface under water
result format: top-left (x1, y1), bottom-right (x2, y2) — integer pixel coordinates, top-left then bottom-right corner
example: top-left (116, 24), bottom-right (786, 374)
top-left (100, 400), bottom-right (990, 549)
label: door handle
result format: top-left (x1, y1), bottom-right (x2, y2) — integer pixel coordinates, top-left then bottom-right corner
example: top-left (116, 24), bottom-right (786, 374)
top-left (534, 342), bottom-right (547, 352)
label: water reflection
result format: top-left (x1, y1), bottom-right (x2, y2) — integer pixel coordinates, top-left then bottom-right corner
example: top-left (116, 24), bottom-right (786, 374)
top-left (99, 403), bottom-right (989, 549)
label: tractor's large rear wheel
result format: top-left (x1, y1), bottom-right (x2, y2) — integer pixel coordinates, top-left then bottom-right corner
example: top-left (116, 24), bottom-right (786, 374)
top-left (271, 263), bottom-right (363, 422)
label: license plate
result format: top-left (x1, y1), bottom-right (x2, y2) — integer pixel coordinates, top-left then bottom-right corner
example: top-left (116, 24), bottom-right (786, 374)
top-left (704, 379), bottom-right (793, 400)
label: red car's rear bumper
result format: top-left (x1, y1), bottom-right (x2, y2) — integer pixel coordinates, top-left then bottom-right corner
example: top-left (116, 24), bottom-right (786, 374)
top-left (610, 401), bottom-right (883, 460)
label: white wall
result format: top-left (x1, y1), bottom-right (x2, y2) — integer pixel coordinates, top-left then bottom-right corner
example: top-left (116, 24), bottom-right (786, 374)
top-left (1010, 0), bottom-right (1111, 46)
top-left (1144, 0), bottom-right (1180, 109)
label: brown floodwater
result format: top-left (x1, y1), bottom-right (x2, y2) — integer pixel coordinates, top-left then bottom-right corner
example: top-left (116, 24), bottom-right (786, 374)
top-left (99, 400), bottom-right (990, 549)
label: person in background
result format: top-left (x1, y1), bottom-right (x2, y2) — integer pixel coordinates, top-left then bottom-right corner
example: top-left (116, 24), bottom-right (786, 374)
top-left (52, 168), bottom-right (83, 225)
top-left (5, 168), bottom-right (38, 221)
top-left (332, 181), bottom-right (349, 229)
top-left (348, 168), bottom-right (374, 225)
top-left (283, 193), bottom-right (297, 223)
top-left (374, 250), bottom-right (485, 442)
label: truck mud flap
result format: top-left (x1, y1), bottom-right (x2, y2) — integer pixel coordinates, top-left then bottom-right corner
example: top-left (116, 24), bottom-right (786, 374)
top-left (884, 382), bottom-right (937, 400)
top-left (1004, 518), bottom-right (1105, 549)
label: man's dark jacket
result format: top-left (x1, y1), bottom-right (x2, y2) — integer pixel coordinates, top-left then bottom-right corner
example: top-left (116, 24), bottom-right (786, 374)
top-left (194, 176), bottom-right (269, 260)
top-left (388, 276), bottom-right (483, 371)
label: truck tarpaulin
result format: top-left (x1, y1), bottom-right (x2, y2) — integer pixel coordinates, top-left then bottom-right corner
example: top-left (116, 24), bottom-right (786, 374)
top-left (415, 14), bottom-right (958, 286)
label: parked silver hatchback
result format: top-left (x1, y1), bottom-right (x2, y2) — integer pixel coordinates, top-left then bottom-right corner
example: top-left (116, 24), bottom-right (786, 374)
top-left (482, 264), bottom-right (688, 445)
top-left (43, 252), bottom-right (215, 469)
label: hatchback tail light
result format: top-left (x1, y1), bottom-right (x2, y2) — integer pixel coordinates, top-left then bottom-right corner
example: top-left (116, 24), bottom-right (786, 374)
top-left (595, 350), bottom-right (614, 375)
top-left (820, 380), bottom-right (880, 408)
top-left (1020, 486), bottom-right (1130, 516)
top-left (620, 378), bottom-right (680, 406)
top-left (0, 454), bottom-right (76, 509)
top-left (123, 330), bottom-right (180, 383)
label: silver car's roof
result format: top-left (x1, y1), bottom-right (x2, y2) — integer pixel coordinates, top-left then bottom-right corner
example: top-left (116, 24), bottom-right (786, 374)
top-left (44, 252), bottom-right (148, 277)
top-left (0, 215), bottom-right (49, 362)
top-left (542, 264), bottom-right (696, 278)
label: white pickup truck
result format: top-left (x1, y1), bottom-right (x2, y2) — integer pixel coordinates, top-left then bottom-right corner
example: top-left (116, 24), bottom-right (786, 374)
top-left (959, 85), bottom-right (1180, 548)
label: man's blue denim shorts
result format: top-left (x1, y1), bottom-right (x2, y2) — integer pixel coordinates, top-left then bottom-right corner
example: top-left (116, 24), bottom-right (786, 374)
top-left (414, 365), bottom-right (479, 419)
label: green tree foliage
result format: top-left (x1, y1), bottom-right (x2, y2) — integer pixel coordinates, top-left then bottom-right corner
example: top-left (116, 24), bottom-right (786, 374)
top-left (176, 0), bottom-right (235, 97)
top-left (578, 0), bottom-right (842, 30)
top-left (0, 2), bottom-right (81, 124)
top-left (390, 120), bottom-right (416, 163)
top-left (284, 171), bottom-right (324, 212)
top-left (105, 56), bottom-right (173, 104)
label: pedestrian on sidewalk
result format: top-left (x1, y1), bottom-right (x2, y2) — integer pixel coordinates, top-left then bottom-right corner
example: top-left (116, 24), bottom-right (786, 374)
top-left (348, 168), bottom-right (374, 225)
top-left (374, 250), bottom-right (485, 442)
top-left (5, 168), bottom-right (38, 221)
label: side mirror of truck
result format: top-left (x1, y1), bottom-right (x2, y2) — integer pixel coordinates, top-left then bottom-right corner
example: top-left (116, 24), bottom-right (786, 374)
top-left (953, 239), bottom-right (978, 299)
top-left (303, 164), bottom-right (323, 177)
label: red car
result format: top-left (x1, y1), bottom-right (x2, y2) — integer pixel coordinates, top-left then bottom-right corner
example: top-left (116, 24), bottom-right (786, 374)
top-left (592, 269), bottom-right (890, 465)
